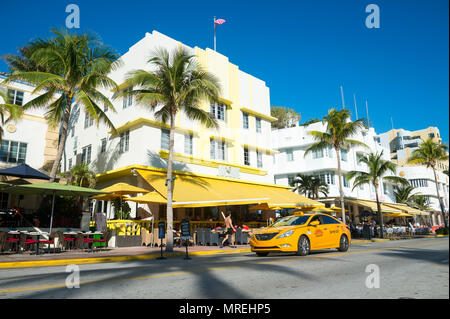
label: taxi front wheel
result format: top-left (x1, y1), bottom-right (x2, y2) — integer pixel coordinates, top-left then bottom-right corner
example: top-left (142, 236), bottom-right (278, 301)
top-left (296, 235), bottom-right (310, 256)
top-left (338, 234), bottom-right (349, 252)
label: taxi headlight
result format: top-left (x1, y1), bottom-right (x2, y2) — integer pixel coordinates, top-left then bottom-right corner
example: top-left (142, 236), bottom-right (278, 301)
top-left (276, 229), bottom-right (294, 239)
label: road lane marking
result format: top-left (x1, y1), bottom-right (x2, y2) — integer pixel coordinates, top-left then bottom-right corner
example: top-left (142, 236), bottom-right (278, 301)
top-left (0, 239), bottom-right (447, 295)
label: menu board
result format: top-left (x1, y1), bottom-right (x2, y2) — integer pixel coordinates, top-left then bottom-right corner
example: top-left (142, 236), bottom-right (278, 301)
top-left (180, 221), bottom-right (191, 240)
top-left (158, 222), bottom-right (165, 239)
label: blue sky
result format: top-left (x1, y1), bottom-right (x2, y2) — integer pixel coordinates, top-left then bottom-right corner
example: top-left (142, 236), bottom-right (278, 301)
top-left (1, 0), bottom-right (448, 143)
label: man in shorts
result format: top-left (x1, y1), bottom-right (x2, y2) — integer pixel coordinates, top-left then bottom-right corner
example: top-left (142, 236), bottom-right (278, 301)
top-left (221, 212), bottom-right (235, 248)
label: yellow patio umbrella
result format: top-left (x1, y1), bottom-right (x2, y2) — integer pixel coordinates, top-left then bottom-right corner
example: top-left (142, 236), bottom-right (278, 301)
top-left (98, 182), bottom-right (150, 195)
top-left (249, 203), bottom-right (278, 211)
top-left (126, 191), bottom-right (167, 204)
top-left (329, 206), bottom-right (349, 213)
top-left (293, 206), bottom-right (335, 213)
top-left (91, 193), bottom-right (131, 201)
top-left (96, 183), bottom-right (150, 219)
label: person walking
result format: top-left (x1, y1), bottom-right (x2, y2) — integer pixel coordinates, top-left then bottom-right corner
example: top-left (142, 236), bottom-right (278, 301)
top-left (221, 212), bottom-right (235, 248)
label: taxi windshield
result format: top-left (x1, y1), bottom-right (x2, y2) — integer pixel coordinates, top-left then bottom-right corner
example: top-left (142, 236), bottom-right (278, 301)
top-left (270, 215), bottom-right (310, 227)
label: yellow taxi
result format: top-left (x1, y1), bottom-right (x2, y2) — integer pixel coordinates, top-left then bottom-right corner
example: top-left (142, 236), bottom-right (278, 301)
top-left (249, 213), bottom-right (351, 257)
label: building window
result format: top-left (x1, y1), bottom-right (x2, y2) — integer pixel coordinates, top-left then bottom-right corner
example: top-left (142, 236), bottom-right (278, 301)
top-left (68, 158), bottom-right (72, 170)
top-left (286, 149), bottom-right (294, 162)
top-left (383, 183), bottom-right (389, 194)
top-left (312, 149), bottom-right (323, 159)
top-left (71, 126), bottom-right (75, 138)
top-left (84, 112), bottom-right (94, 128)
top-left (210, 139), bottom-right (226, 161)
top-left (409, 179), bottom-right (428, 188)
top-left (210, 102), bottom-right (226, 121)
top-left (343, 176), bottom-right (349, 188)
top-left (7, 89), bottom-right (24, 106)
top-left (256, 117), bottom-right (262, 133)
top-left (257, 150), bottom-right (263, 168)
top-left (123, 87), bottom-right (133, 108)
top-left (81, 145), bottom-right (92, 164)
top-left (101, 138), bottom-right (107, 153)
top-left (340, 149), bottom-right (348, 162)
top-left (120, 130), bottom-right (130, 153)
top-left (244, 147), bottom-right (250, 166)
top-left (242, 112), bottom-right (249, 129)
top-left (0, 140), bottom-right (27, 164)
top-left (288, 175), bottom-right (295, 187)
top-left (184, 134), bottom-right (193, 155)
top-left (73, 136), bottom-right (78, 152)
top-left (325, 146), bottom-right (333, 158)
top-left (161, 129), bottom-right (170, 151)
top-left (356, 153), bottom-right (364, 165)
top-left (316, 171), bottom-right (335, 185)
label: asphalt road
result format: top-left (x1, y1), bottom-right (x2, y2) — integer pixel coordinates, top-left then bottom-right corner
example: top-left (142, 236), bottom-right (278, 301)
top-left (0, 237), bottom-right (448, 299)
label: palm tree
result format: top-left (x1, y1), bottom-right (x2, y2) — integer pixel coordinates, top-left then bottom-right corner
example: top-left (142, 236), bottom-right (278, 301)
top-left (66, 162), bottom-right (97, 188)
top-left (347, 151), bottom-right (409, 238)
top-left (291, 174), bottom-right (328, 199)
top-left (116, 48), bottom-right (221, 252)
top-left (1, 28), bottom-right (120, 181)
top-left (409, 138), bottom-right (449, 227)
top-left (0, 88), bottom-right (24, 143)
top-left (291, 174), bottom-right (313, 197)
top-left (411, 195), bottom-right (432, 211)
top-left (393, 184), bottom-right (418, 206)
top-left (304, 108), bottom-right (368, 223)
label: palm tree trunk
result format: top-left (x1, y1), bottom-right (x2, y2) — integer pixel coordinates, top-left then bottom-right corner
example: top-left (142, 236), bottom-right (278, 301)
top-left (374, 183), bottom-right (384, 238)
top-left (432, 166), bottom-right (448, 228)
top-left (49, 96), bottom-right (71, 182)
top-left (335, 148), bottom-right (346, 224)
top-left (165, 111), bottom-right (176, 252)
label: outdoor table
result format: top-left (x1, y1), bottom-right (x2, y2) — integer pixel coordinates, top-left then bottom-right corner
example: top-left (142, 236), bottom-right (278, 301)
top-left (81, 232), bottom-right (104, 253)
top-left (28, 232), bottom-right (49, 255)
top-left (63, 232), bottom-right (78, 250)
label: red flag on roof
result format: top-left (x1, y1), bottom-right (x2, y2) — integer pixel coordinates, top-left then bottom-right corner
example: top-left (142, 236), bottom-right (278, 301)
top-left (215, 18), bottom-right (226, 25)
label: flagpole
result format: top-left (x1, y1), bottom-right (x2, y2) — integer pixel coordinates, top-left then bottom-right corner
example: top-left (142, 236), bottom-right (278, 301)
top-left (214, 16), bottom-right (216, 51)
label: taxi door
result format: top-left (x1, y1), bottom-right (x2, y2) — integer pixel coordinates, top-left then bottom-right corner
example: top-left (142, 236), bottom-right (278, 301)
top-left (305, 215), bottom-right (329, 250)
top-left (320, 214), bottom-right (342, 248)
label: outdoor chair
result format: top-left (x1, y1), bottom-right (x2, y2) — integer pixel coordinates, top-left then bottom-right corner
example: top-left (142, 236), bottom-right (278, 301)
top-left (39, 232), bottom-right (57, 254)
top-left (196, 228), bottom-right (205, 246)
top-left (210, 231), bottom-right (220, 246)
top-left (5, 234), bottom-right (20, 253)
top-left (0, 231), bottom-right (6, 252)
top-left (204, 228), bottom-right (211, 246)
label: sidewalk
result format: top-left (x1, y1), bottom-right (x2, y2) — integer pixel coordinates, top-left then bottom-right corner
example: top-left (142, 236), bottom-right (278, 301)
top-left (0, 235), bottom-right (447, 269)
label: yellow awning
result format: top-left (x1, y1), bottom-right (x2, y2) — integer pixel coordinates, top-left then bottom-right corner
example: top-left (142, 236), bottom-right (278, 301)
top-left (385, 212), bottom-right (414, 218)
top-left (383, 203), bottom-right (430, 216)
top-left (348, 199), bottom-right (402, 213)
top-left (137, 169), bottom-right (324, 209)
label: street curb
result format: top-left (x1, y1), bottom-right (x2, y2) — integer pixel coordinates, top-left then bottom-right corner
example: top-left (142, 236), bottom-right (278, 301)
top-left (0, 235), bottom-right (447, 269)
top-left (0, 248), bottom-right (251, 269)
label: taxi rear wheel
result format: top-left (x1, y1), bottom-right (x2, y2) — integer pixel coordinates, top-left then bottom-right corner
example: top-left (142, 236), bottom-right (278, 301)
top-left (338, 234), bottom-right (349, 252)
top-left (256, 252), bottom-right (269, 257)
top-left (296, 235), bottom-right (310, 256)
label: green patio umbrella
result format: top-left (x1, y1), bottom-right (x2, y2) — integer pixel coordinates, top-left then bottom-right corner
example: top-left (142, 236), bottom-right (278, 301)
top-left (3, 182), bottom-right (109, 233)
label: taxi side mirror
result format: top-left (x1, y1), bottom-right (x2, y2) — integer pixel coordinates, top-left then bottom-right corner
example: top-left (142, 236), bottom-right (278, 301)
top-left (309, 221), bottom-right (320, 226)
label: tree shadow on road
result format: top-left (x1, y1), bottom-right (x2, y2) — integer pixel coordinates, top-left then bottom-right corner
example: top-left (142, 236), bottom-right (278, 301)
top-left (5, 253), bottom-right (320, 299)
